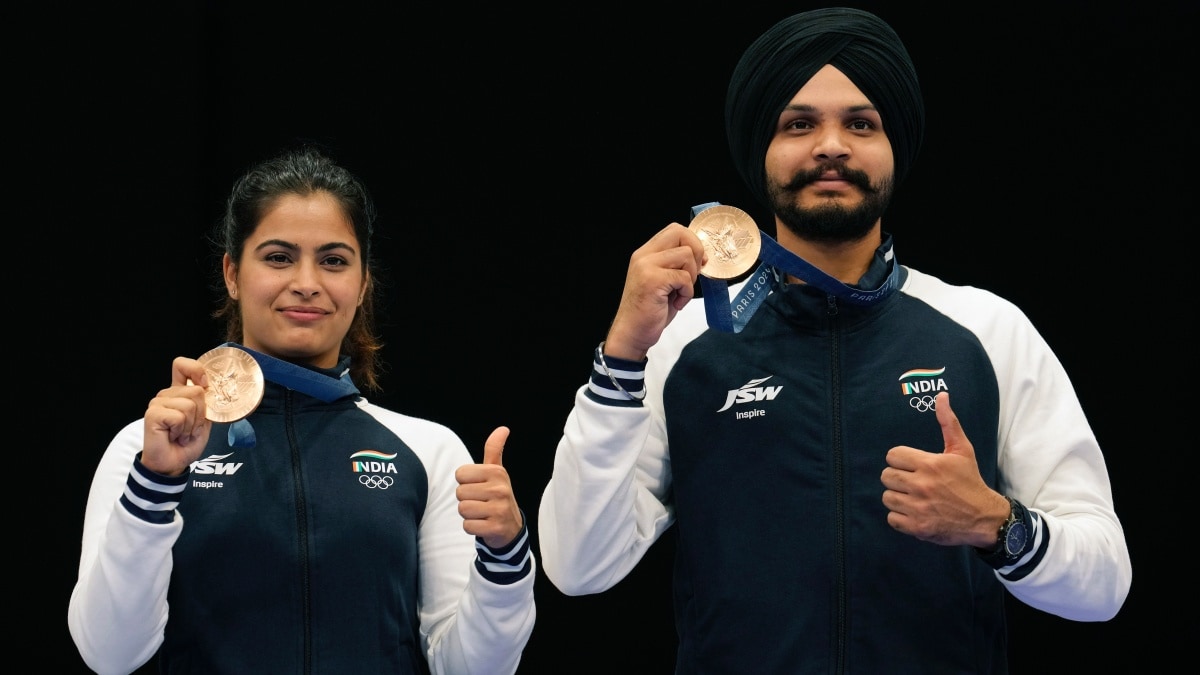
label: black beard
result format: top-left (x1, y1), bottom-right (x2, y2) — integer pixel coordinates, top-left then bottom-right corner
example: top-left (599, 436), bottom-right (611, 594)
top-left (767, 164), bottom-right (894, 244)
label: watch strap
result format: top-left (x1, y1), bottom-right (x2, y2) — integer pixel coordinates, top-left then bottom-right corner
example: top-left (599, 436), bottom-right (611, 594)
top-left (975, 497), bottom-right (1032, 569)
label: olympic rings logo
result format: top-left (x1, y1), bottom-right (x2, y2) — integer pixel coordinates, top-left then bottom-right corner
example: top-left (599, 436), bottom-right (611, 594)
top-left (359, 474), bottom-right (394, 489)
top-left (909, 395), bottom-right (937, 413)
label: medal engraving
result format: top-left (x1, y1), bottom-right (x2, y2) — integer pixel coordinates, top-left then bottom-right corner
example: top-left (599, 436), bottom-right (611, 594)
top-left (688, 205), bottom-right (761, 280)
top-left (195, 346), bottom-right (265, 423)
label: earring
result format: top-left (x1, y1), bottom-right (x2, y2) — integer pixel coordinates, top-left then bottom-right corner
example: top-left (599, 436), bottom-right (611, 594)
top-left (230, 288), bottom-right (238, 299)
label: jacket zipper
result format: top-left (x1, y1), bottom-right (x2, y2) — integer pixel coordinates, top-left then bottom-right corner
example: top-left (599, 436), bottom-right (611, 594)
top-left (284, 389), bottom-right (314, 675)
top-left (827, 295), bottom-right (848, 674)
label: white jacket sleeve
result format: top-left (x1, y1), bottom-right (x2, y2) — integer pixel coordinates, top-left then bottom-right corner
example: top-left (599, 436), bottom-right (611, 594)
top-left (539, 304), bottom-right (706, 596)
top-left (68, 420), bottom-right (177, 675)
top-left (907, 269), bottom-right (1132, 621)
top-left (389, 414), bottom-right (536, 675)
top-left (539, 384), bottom-right (675, 596)
top-left (990, 302), bottom-right (1132, 620)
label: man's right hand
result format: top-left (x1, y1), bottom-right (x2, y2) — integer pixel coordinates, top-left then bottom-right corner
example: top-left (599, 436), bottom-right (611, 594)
top-left (603, 223), bottom-right (706, 362)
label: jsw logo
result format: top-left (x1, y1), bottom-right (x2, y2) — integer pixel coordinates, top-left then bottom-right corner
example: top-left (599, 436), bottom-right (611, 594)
top-left (716, 376), bottom-right (782, 412)
top-left (190, 452), bottom-right (244, 475)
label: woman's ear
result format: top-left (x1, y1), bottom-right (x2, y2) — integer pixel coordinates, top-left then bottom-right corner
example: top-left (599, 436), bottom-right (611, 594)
top-left (222, 253), bottom-right (238, 299)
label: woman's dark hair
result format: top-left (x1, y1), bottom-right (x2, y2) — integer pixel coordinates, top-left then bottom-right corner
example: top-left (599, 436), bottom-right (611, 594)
top-left (212, 144), bottom-right (385, 391)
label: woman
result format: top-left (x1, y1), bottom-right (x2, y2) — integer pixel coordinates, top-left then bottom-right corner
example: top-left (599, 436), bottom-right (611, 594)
top-left (68, 145), bottom-right (535, 674)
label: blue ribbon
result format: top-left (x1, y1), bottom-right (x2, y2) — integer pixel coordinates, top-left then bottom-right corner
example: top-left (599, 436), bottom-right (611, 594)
top-left (218, 343), bottom-right (360, 448)
top-left (690, 202), bottom-right (900, 334)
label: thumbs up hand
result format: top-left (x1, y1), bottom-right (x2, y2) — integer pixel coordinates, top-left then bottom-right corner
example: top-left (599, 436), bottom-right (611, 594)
top-left (880, 393), bottom-right (1009, 547)
top-left (455, 426), bottom-right (524, 549)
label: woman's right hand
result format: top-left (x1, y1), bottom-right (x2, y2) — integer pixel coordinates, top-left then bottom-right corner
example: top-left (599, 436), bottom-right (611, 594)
top-left (141, 357), bottom-right (212, 476)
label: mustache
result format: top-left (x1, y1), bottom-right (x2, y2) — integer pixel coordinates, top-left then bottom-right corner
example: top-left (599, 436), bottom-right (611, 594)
top-left (783, 163), bottom-right (875, 193)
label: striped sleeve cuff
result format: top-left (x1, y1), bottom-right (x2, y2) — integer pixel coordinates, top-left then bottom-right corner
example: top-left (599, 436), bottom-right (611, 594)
top-left (474, 515), bottom-right (532, 585)
top-left (118, 452), bottom-right (188, 525)
top-left (587, 344), bottom-right (647, 406)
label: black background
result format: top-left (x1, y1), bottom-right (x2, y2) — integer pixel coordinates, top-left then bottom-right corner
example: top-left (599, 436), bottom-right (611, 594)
top-left (28, 2), bottom-right (1194, 673)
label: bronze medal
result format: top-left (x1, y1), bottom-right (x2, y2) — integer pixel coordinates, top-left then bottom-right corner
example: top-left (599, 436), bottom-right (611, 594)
top-left (688, 204), bottom-right (762, 280)
top-left (195, 346), bottom-right (265, 423)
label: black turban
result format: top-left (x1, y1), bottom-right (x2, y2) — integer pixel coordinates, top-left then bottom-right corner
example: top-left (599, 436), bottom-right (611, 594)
top-left (725, 7), bottom-right (925, 209)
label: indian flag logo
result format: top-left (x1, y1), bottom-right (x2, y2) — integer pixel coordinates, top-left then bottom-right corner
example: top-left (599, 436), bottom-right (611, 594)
top-left (350, 449), bottom-right (399, 473)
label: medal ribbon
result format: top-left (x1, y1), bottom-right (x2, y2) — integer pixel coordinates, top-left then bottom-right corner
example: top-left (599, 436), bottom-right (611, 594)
top-left (219, 342), bottom-right (360, 448)
top-left (690, 202), bottom-right (900, 333)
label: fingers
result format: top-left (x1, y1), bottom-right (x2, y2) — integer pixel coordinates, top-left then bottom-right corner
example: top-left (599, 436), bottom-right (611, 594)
top-left (482, 426), bottom-right (509, 466)
top-left (606, 224), bottom-right (707, 361)
top-left (935, 392), bottom-right (974, 460)
top-left (640, 221), bottom-right (706, 258)
top-left (457, 427), bottom-right (522, 548)
top-left (880, 392), bottom-right (993, 546)
top-left (173, 356), bottom-right (208, 388)
top-left (934, 391), bottom-right (956, 435)
top-left (457, 426), bottom-right (513, 487)
top-left (150, 358), bottom-right (210, 439)
top-left (635, 223), bottom-right (706, 281)
top-left (147, 390), bottom-right (207, 439)
top-left (142, 375), bottom-right (211, 476)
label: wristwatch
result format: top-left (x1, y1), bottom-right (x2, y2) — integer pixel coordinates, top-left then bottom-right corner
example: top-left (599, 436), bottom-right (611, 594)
top-left (976, 497), bottom-right (1030, 567)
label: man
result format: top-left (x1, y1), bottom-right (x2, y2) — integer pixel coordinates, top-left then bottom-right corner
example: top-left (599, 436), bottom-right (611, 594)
top-left (538, 7), bottom-right (1131, 674)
